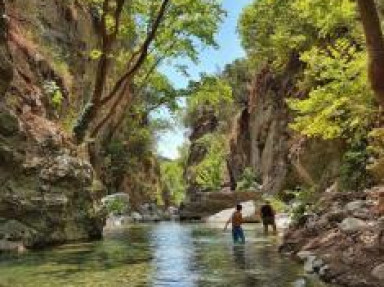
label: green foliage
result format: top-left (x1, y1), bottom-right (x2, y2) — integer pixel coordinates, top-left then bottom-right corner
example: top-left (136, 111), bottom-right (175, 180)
top-left (340, 140), bottom-right (373, 191)
top-left (160, 158), bottom-right (186, 205)
top-left (193, 134), bottom-right (227, 191)
top-left (268, 197), bottom-right (287, 213)
top-left (236, 167), bottom-right (260, 191)
top-left (106, 198), bottom-right (128, 215)
top-left (221, 59), bottom-right (252, 106)
top-left (183, 75), bottom-right (233, 126)
top-left (43, 80), bottom-right (63, 110)
top-left (287, 39), bottom-right (375, 140)
top-left (239, 0), bottom-right (357, 68)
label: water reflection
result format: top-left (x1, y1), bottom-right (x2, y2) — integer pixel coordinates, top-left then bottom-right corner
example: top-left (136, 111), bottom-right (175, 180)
top-left (232, 245), bottom-right (246, 269)
top-left (0, 223), bottom-right (331, 287)
top-left (151, 222), bottom-right (197, 287)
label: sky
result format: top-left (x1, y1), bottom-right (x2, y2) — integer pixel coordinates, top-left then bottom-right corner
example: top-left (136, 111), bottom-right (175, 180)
top-left (155, 0), bottom-right (252, 159)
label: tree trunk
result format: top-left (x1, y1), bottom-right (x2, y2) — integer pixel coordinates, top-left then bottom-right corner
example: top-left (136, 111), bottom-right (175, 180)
top-left (357, 0), bottom-right (384, 107)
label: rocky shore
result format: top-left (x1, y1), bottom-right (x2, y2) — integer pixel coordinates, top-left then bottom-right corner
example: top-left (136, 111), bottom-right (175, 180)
top-left (280, 188), bottom-right (384, 287)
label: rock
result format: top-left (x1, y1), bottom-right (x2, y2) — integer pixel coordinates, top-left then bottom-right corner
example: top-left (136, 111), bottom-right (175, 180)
top-left (0, 0), bottom-right (105, 250)
top-left (352, 208), bottom-right (372, 220)
top-left (371, 263), bottom-right (384, 281)
top-left (180, 191), bottom-right (261, 220)
top-left (318, 265), bottom-right (330, 277)
top-left (297, 250), bottom-right (315, 261)
top-left (0, 240), bottom-right (26, 253)
top-left (303, 255), bottom-right (325, 274)
top-left (378, 192), bottom-right (384, 216)
top-left (206, 200), bottom-right (256, 223)
top-left (345, 200), bottom-right (367, 212)
top-left (339, 217), bottom-right (367, 233)
top-left (275, 213), bottom-right (291, 228)
top-left (304, 256), bottom-right (317, 273)
top-left (104, 215), bottom-right (132, 229)
top-left (131, 212), bottom-right (143, 222)
top-left (326, 210), bottom-right (346, 223)
top-left (292, 278), bottom-right (307, 287)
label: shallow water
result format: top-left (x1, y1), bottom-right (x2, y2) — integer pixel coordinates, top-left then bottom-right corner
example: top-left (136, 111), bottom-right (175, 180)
top-left (0, 222), bottom-right (330, 287)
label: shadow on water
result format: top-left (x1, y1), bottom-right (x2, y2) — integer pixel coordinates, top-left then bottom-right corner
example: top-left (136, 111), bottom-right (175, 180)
top-left (0, 222), bottom-right (331, 287)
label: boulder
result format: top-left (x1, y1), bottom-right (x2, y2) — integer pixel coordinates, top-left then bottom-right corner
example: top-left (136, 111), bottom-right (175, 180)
top-left (206, 200), bottom-right (257, 223)
top-left (180, 191), bottom-right (261, 220)
top-left (371, 263), bottom-right (384, 281)
top-left (339, 217), bottom-right (367, 233)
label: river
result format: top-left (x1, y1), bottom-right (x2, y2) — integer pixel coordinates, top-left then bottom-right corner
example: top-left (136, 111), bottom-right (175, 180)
top-left (0, 222), bottom-right (331, 287)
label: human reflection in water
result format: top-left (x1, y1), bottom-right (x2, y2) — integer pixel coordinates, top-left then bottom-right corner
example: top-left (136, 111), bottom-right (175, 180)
top-left (232, 244), bottom-right (246, 269)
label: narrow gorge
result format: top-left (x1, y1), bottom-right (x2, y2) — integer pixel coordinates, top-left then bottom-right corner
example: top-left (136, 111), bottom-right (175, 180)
top-left (0, 1), bottom-right (383, 287)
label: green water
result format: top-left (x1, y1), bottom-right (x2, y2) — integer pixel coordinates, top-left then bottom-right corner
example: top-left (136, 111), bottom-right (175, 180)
top-left (0, 222), bottom-right (330, 287)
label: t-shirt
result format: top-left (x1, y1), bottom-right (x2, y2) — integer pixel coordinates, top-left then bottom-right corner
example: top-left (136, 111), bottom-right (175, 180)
top-left (232, 211), bottom-right (243, 227)
top-left (261, 204), bottom-right (274, 218)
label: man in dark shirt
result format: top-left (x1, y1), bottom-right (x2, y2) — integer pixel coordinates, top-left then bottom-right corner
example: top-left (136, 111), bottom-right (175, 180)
top-left (259, 200), bottom-right (277, 235)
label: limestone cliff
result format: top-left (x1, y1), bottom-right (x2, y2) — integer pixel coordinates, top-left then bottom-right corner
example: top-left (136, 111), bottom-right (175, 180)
top-left (0, 0), bottom-right (104, 250)
top-left (229, 64), bottom-right (344, 194)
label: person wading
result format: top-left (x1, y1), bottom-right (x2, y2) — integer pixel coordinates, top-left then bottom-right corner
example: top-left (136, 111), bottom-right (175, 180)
top-left (224, 204), bottom-right (245, 244)
top-left (260, 200), bottom-right (277, 235)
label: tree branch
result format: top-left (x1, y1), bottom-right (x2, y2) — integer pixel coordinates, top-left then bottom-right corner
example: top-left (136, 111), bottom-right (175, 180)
top-left (99, 0), bottom-right (171, 106)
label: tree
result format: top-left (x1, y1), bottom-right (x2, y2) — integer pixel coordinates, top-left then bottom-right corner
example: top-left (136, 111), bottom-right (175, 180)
top-left (357, 0), bottom-right (384, 107)
top-left (73, 0), bottom-right (225, 143)
top-left (239, 0), bottom-right (357, 68)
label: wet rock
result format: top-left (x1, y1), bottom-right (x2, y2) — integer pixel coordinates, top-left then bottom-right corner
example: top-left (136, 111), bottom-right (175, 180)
top-left (339, 217), bottom-right (367, 233)
top-left (0, 240), bottom-right (26, 253)
top-left (292, 278), bottom-right (307, 287)
top-left (131, 212), bottom-right (143, 222)
top-left (371, 264), bottom-right (384, 281)
top-left (104, 215), bottom-right (132, 229)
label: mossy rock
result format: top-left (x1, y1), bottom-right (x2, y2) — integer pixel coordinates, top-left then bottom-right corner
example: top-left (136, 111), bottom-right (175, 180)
top-left (0, 108), bottom-right (19, 136)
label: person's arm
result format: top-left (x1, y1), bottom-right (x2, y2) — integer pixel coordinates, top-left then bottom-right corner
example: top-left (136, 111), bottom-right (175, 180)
top-left (223, 214), bottom-right (232, 231)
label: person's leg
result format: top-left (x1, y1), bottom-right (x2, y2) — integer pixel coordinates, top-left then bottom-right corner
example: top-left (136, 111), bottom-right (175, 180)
top-left (263, 222), bottom-right (268, 235)
top-left (272, 221), bottom-right (277, 235)
top-left (232, 229), bottom-right (237, 243)
top-left (239, 227), bottom-right (245, 244)
top-left (232, 228), bottom-right (240, 243)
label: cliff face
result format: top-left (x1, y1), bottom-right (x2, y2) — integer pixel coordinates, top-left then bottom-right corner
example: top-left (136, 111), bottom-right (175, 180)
top-left (0, 0), bottom-right (104, 251)
top-left (229, 64), bottom-right (344, 194)
top-left (184, 107), bottom-right (219, 195)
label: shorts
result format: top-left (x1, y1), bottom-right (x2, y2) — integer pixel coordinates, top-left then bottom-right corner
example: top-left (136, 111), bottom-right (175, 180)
top-left (262, 216), bottom-right (275, 226)
top-left (232, 226), bottom-right (245, 243)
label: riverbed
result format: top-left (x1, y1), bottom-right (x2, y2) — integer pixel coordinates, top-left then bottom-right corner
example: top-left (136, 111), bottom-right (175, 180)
top-left (0, 222), bottom-right (331, 287)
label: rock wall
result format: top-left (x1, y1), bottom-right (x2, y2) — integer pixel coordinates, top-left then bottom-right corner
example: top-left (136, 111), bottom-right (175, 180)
top-left (0, 0), bottom-right (104, 251)
top-left (229, 64), bottom-right (344, 194)
top-left (184, 107), bottom-right (219, 193)
top-left (280, 189), bottom-right (384, 287)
